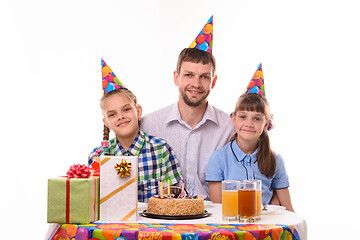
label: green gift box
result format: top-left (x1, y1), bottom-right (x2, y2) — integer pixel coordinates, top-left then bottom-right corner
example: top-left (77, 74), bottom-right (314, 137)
top-left (47, 177), bottom-right (99, 223)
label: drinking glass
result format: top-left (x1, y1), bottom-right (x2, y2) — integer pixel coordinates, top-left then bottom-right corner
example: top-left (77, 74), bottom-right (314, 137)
top-left (222, 180), bottom-right (239, 221)
top-left (254, 180), bottom-right (262, 220)
top-left (238, 180), bottom-right (256, 222)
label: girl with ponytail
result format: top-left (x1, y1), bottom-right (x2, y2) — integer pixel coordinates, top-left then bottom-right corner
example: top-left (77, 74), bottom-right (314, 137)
top-left (206, 93), bottom-right (294, 212)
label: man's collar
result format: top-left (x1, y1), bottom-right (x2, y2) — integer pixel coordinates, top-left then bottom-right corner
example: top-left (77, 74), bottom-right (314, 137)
top-left (165, 102), bottom-right (219, 126)
top-left (165, 103), bottom-right (180, 123)
top-left (201, 102), bottom-right (218, 125)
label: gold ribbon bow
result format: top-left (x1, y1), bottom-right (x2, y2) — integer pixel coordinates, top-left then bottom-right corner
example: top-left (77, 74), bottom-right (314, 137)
top-left (114, 159), bottom-right (132, 177)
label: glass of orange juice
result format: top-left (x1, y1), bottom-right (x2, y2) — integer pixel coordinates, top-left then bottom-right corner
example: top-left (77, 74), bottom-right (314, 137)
top-left (254, 180), bottom-right (262, 220)
top-left (222, 180), bottom-right (239, 221)
top-left (238, 180), bottom-right (256, 223)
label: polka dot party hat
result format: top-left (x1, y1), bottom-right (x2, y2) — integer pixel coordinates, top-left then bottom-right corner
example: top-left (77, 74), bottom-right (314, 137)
top-left (189, 15), bottom-right (213, 54)
top-left (101, 59), bottom-right (125, 95)
top-left (244, 63), bottom-right (265, 96)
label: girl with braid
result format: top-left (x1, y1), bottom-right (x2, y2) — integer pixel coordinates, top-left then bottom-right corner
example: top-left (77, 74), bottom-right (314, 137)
top-left (88, 60), bottom-right (182, 202)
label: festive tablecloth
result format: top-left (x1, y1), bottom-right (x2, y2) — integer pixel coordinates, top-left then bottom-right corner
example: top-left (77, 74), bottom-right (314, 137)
top-left (46, 203), bottom-right (306, 240)
top-left (49, 222), bottom-right (300, 240)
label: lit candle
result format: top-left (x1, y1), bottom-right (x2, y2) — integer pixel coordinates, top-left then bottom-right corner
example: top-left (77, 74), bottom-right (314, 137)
top-left (167, 179), bottom-right (170, 196)
top-left (192, 181), bottom-right (195, 198)
top-left (187, 179), bottom-right (190, 199)
top-left (160, 181), bottom-right (163, 199)
top-left (180, 180), bottom-right (184, 198)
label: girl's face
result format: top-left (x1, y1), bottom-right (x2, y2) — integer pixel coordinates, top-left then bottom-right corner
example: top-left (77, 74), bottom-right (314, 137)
top-left (102, 93), bottom-right (142, 140)
top-left (232, 110), bottom-right (269, 145)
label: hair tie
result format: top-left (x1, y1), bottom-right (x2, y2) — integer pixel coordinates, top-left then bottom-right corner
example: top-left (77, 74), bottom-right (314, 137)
top-left (267, 114), bottom-right (275, 131)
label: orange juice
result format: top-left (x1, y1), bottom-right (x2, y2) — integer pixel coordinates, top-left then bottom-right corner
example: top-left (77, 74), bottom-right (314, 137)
top-left (222, 190), bottom-right (238, 219)
top-left (238, 189), bottom-right (256, 219)
top-left (256, 190), bottom-right (261, 218)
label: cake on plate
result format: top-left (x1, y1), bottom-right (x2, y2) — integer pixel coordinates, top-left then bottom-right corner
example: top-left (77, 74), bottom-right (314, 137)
top-left (146, 186), bottom-right (205, 216)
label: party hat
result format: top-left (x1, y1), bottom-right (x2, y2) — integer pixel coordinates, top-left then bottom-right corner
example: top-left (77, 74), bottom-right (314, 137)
top-left (101, 59), bottom-right (125, 95)
top-left (189, 15), bottom-right (213, 54)
top-left (244, 63), bottom-right (265, 96)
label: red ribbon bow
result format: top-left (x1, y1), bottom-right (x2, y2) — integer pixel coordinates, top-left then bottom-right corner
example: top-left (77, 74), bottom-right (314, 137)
top-left (64, 164), bottom-right (98, 223)
top-left (101, 140), bottom-right (110, 148)
top-left (90, 161), bottom-right (100, 177)
top-left (66, 164), bottom-right (91, 178)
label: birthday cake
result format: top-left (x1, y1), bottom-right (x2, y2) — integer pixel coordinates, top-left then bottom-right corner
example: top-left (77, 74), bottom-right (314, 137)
top-left (146, 195), bottom-right (205, 216)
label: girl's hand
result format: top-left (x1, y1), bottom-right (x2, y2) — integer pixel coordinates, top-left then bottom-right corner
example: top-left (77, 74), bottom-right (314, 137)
top-left (270, 190), bottom-right (280, 205)
top-left (274, 188), bottom-right (295, 212)
top-left (208, 181), bottom-right (222, 203)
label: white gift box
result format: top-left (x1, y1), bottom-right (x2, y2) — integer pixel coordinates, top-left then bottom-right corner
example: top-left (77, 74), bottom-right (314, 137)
top-left (100, 156), bottom-right (138, 221)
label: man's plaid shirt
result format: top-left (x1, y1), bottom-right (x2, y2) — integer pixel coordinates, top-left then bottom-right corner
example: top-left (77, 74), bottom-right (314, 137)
top-left (88, 130), bottom-right (183, 202)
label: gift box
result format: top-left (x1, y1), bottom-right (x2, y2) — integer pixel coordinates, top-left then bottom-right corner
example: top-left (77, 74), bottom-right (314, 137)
top-left (47, 176), bottom-right (99, 223)
top-left (100, 156), bottom-right (138, 221)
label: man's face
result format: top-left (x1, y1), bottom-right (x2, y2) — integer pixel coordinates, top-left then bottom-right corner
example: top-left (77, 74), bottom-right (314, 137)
top-left (174, 61), bottom-right (217, 107)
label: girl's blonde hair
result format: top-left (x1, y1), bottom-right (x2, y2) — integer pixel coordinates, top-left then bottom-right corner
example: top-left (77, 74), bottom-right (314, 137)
top-left (100, 88), bottom-right (138, 140)
top-left (231, 93), bottom-right (276, 177)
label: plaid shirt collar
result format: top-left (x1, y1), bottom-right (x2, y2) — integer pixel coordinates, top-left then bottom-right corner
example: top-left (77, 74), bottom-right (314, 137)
top-left (112, 130), bottom-right (146, 156)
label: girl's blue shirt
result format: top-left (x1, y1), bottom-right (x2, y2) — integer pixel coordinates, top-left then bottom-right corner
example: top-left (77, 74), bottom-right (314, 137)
top-left (206, 140), bottom-right (289, 204)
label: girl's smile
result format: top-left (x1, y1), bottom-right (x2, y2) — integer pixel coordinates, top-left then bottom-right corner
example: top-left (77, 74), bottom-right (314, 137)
top-left (241, 128), bottom-right (256, 133)
top-left (116, 120), bottom-right (130, 127)
top-left (115, 116), bottom-right (131, 127)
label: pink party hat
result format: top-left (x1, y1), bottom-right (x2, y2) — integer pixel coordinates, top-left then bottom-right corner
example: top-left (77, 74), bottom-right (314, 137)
top-left (189, 15), bottom-right (213, 54)
top-left (244, 63), bottom-right (265, 96)
top-left (101, 59), bottom-right (125, 95)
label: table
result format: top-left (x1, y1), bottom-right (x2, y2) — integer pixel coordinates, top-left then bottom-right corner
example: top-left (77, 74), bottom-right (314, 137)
top-left (45, 203), bottom-right (307, 240)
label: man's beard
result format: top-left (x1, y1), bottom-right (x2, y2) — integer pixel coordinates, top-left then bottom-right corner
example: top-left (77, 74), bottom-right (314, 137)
top-left (180, 87), bottom-right (210, 107)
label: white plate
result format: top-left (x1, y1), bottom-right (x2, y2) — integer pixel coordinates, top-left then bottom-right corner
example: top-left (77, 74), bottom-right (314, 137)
top-left (138, 202), bottom-right (148, 212)
top-left (261, 205), bottom-right (286, 215)
top-left (204, 200), bottom-right (214, 209)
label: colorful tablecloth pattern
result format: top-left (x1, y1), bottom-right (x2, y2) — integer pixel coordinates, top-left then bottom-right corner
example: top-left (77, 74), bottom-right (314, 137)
top-left (49, 222), bottom-right (300, 240)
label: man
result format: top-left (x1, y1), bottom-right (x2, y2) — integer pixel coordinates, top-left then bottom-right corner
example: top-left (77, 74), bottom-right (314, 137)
top-left (141, 47), bottom-right (235, 200)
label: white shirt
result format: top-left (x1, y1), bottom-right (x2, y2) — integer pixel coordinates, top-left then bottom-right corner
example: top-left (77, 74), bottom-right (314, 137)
top-left (140, 103), bottom-right (235, 200)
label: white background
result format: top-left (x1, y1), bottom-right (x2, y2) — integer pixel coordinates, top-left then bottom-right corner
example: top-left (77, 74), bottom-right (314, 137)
top-left (1, 0), bottom-right (359, 239)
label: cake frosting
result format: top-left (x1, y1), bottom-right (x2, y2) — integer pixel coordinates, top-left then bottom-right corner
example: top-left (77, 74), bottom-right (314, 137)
top-left (146, 195), bottom-right (205, 216)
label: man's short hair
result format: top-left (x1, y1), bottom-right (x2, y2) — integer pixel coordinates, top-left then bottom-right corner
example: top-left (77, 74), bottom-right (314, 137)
top-left (176, 48), bottom-right (216, 76)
